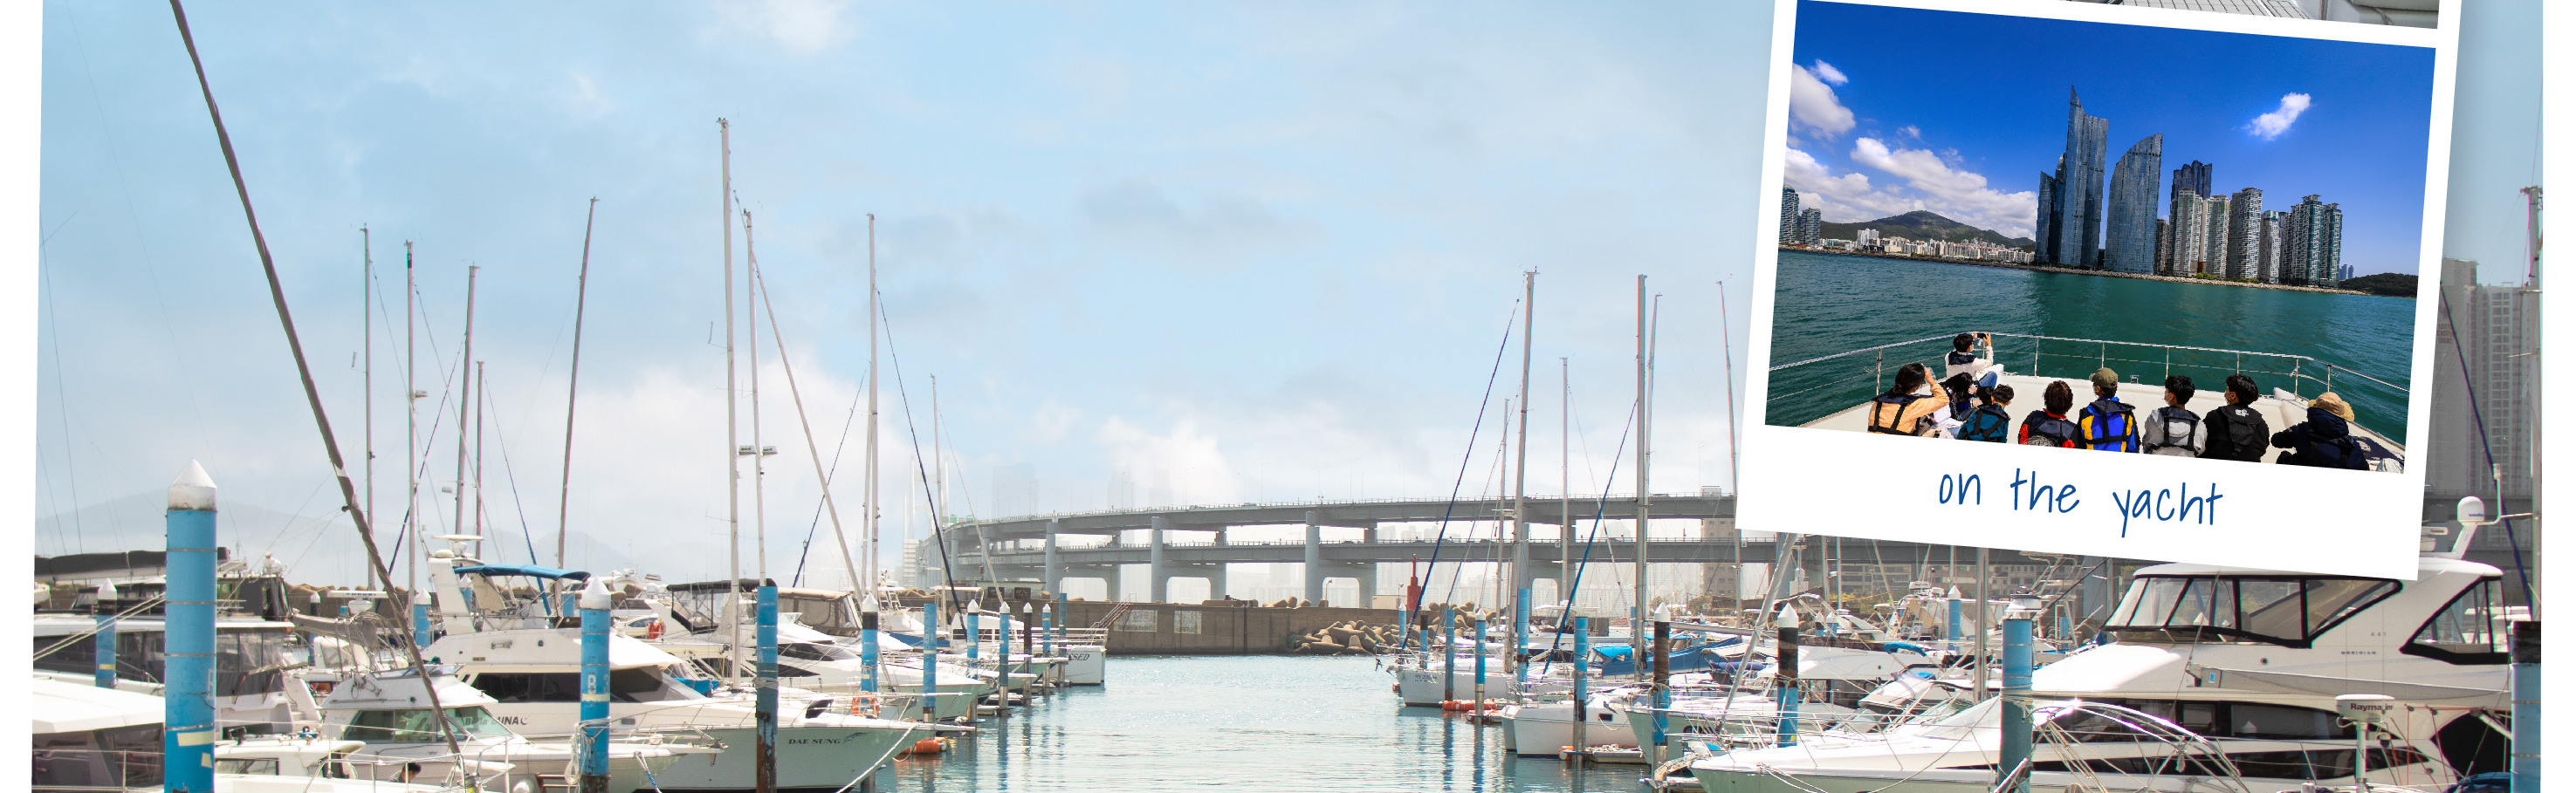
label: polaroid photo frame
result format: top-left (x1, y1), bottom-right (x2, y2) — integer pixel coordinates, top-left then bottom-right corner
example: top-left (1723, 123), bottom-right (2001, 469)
top-left (1737, 0), bottom-right (2460, 579)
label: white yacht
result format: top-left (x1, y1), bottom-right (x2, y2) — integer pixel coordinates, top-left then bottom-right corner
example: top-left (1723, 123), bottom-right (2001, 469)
top-left (1684, 557), bottom-right (2516, 791)
top-left (313, 667), bottom-right (699, 793)
top-left (33, 675), bottom-right (450, 793)
top-left (423, 559), bottom-right (928, 791)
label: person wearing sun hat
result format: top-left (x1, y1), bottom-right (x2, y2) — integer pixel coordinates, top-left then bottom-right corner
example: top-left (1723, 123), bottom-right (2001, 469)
top-left (2271, 392), bottom-right (2368, 468)
top-left (2074, 366), bottom-right (2139, 453)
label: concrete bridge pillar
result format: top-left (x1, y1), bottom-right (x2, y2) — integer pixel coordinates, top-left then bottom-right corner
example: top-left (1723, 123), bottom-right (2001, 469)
top-left (1043, 520), bottom-right (1062, 596)
top-left (1149, 516), bottom-right (1171, 603)
top-left (1214, 526), bottom-right (1228, 546)
top-left (1353, 563), bottom-right (1379, 607)
top-left (1207, 564), bottom-right (1229, 600)
top-left (1302, 511), bottom-right (1324, 604)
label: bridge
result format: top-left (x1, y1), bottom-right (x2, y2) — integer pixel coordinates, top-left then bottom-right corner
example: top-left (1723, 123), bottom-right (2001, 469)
top-left (920, 493), bottom-right (1767, 605)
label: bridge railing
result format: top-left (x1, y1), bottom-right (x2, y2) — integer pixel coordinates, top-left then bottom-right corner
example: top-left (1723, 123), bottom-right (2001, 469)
top-left (938, 491), bottom-right (1732, 532)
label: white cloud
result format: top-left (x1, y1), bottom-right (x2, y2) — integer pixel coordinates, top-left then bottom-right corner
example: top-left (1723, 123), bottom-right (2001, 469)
top-left (1787, 65), bottom-right (1856, 138)
top-left (1811, 59), bottom-right (1847, 86)
top-left (1899, 125), bottom-right (1920, 139)
top-left (2247, 92), bottom-right (2312, 140)
top-left (721, 0), bottom-right (855, 54)
top-left (1848, 137), bottom-right (2035, 237)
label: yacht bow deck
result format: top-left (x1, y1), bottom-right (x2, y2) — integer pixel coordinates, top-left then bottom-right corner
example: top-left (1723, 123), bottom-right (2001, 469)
top-left (1800, 371), bottom-right (2403, 464)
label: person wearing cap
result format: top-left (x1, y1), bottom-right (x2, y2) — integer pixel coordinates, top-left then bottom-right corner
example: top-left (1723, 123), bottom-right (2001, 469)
top-left (2271, 392), bottom-right (2370, 468)
top-left (2074, 367), bottom-right (2139, 453)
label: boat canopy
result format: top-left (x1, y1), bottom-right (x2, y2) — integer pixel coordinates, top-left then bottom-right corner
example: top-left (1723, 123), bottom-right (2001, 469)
top-left (452, 564), bottom-right (591, 581)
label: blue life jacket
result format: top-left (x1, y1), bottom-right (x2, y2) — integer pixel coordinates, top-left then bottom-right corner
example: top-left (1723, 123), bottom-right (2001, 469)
top-left (2078, 399), bottom-right (2138, 452)
top-left (1960, 403), bottom-right (2012, 442)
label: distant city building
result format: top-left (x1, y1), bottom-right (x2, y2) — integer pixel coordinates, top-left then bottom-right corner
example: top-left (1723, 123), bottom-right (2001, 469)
top-left (2283, 195), bottom-right (2344, 285)
top-left (1798, 208), bottom-right (1824, 245)
top-left (2037, 89), bottom-right (2109, 269)
top-left (2258, 210), bottom-right (2287, 283)
top-left (2225, 188), bottom-right (2264, 280)
top-left (1857, 229), bottom-right (1879, 243)
top-left (2200, 194), bottom-right (2231, 276)
top-left (1780, 187), bottom-right (1802, 244)
top-left (2165, 191), bottom-right (2220, 276)
top-left (2170, 161), bottom-right (2213, 207)
top-left (2102, 134), bottom-right (2163, 274)
top-left (2154, 218), bottom-right (2170, 274)
top-left (2429, 257), bottom-right (2536, 500)
top-left (2341, 263), bottom-right (2355, 282)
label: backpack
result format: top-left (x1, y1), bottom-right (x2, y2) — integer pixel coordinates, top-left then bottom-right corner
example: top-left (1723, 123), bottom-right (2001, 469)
top-left (2078, 399), bottom-right (2136, 451)
top-left (2307, 434), bottom-right (2370, 469)
top-left (1866, 393), bottom-right (1931, 435)
top-left (1961, 404), bottom-right (2012, 442)
top-left (2209, 405), bottom-right (2266, 461)
top-left (2021, 412), bottom-right (2078, 447)
top-left (2143, 407), bottom-right (2203, 457)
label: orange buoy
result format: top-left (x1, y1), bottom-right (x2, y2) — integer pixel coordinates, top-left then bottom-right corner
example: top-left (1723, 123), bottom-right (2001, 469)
top-left (902, 737), bottom-right (948, 755)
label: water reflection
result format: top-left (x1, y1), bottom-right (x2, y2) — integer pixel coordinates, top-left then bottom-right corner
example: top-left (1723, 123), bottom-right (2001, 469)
top-left (881, 656), bottom-right (1639, 791)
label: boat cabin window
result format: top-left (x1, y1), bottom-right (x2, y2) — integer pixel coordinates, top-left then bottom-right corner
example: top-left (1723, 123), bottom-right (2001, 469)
top-left (2027, 747), bottom-right (2430, 781)
top-left (214, 758), bottom-right (281, 775)
top-left (2063, 699), bottom-right (2348, 742)
top-left (32, 725), bottom-right (162, 790)
top-left (341, 706), bottom-right (515, 742)
top-left (469, 669), bottom-right (668, 702)
top-left (2404, 576), bottom-right (2513, 665)
top-left (2105, 575), bottom-right (2397, 647)
top-left (780, 642), bottom-right (855, 662)
top-left (33, 627), bottom-right (289, 695)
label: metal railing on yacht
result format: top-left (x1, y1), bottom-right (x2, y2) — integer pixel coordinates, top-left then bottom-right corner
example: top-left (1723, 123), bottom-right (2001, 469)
top-left (1766, 332), bottom-right (2410, 438)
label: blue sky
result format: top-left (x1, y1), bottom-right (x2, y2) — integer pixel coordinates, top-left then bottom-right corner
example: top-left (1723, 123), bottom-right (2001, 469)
top-left (1784, 1), bottom-right (2436, 277)
top-left (20, 1), bottom-right (2537, 588)
top-left (30, 2), bottom-right (1776, 586)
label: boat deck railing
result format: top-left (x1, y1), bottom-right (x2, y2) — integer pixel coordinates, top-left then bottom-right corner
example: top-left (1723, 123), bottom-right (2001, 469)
top-left (1767, 332), bottom-right (2408, 437)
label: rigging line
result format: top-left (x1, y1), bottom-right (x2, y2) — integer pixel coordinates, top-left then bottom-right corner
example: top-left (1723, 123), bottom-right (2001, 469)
top-left (1419, 298), bottom-right (1522, 607)
top-left (876, 287), bottom-right (967, 618)
top-left (2437, 285), bottom-right (2537, 613)
top-left (37, 224), bottom-right (84, 556)
top-left (790, 384), bottom-right (869, 589)
top-left (477, 376), bottom-right (546, 567)
top-left (1435, 433), bottom-right (1513, 606)
top-left (1538, 396), bottom-right (1638, 673)
top-left (167, 0), bottom-right (464, 757)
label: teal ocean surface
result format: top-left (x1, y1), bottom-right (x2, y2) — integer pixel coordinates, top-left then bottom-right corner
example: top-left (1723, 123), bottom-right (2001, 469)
top-left (1764, 250), bottom-right (2418, 444)
top-left (882, 655), bottom-right (1638, 792)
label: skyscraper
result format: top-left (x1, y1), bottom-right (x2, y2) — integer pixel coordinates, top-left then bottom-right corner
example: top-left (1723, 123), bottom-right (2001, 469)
top-left (2037, 89), bottom-right (2108, 269)
top-left (2200, 194), bottom-right (2231, 276)
top-left (2034, 163), bottom-right (2057, 261)
top-left (2169, 161), bottom-right (2212, 207)
top-left (2102, 134), bottom-right (2163, 274)
top-left (2429, 258), bottom-right (2536, 500)
top-left (2225, 188), bottom-right (2264, 280)
top-left (2258, 210), bottom-right (2287, 283)
top-left (2167, 190), bottom-right (2210, 275)
top-left (1779, 187), bottom-right (1801, 244)
top-left (1798, 208), bottom-right (1824, 245)
top-left (2155, 218), bottom-right (2170, 275)
top-left (2284, 195), bottom-right (2344, 285)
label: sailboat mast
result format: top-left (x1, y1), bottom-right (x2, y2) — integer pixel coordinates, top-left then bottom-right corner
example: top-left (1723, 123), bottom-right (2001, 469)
top-left (405, 242), bottom-right (419, 595)
top-left (1510, 270), bottom-right (1533, 672)
top-left (1560, 358), bottom-right (1570, 609)
top-left (362, 227), bottom-right (375, 591)
top-left (931, 373), bottom-right (945, 595)
top-left (745, 209), bottom-right (768, 585)
top-left (866, 214), bottom-right (880, 593)
top-left (453, 265), bottom-right (479, 557)
top-left (1719, 281), bottom-right (1741, 603)
top-left (720, 119), bottom-right (743, 678)
top-left (1633, 275), bottom-right (1650, 660)
top-left (557, 198), bottom-right (597, 568)
top-left (473, 360), bottom-right (485, 558)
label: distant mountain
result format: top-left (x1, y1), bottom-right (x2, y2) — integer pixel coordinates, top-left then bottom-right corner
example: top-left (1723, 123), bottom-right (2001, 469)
top-left (1818, 210), bottom-right (2034, 249)
top-left (2339, 272), bottom-right (2418, 298)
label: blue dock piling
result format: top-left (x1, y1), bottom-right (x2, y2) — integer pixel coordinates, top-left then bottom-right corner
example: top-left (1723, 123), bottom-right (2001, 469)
top-left (579, 578), bottom-right (613, 793)
top-left (93, 583), bottom-right (119, 688)
top-left (756, 585), bottom-right (780, 793)
top-left (1998, 611), bottom-right (2033, 793)
top-left (164, 461), bottom-right (218, 793)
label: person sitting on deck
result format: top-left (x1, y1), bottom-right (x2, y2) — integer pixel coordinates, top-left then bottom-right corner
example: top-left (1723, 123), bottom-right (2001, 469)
top-left (2200, 374), bottom-right (2272, 462)
top-left (1934, 373), bottom-right (1978, 438)
top-left (2075, 367), bottom-right (2140, 452)
top-left (1865, 362), bottom-right (1949, 437)
top-left (2140, 374), bottom-right (2208, 457)
top-left (2272, 392), bottom-right (2371, 469)
top-left (1943, 332), bottom-right (1998, 388)
top-left (1960, 384), bottom-right (2015, 443)
top-left (2018, 380), bottom-right (2080, 448)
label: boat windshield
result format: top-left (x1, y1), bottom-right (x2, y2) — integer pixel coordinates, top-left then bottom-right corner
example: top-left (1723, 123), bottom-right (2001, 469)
top-left (2403, 576), bottom-right (2512, 665)
top-left (2104, 574), bottom-right (2396, 647)
top-left (340, 706), bottom-right (516, 743)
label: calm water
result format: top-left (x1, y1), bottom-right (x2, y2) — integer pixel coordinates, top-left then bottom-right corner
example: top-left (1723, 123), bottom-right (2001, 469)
top-left (878, 655), bottom-right (1641, 792)
top-left (1765, 250), bottom-right (2418, 442)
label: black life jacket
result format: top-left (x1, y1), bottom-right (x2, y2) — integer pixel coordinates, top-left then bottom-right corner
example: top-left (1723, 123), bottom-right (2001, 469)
top-left (2143, 406), bottom-right (2203, 457)
top-left (1866, 393), bottom-right (1930, 435)
top-left (2021, 411), bottom-right (2078, 447)
top-left (2078, 399), bottom-right (2137, 451)
top-left (1946, 351), bottom-right (1979, 368)
top-left (2208, 405), bottom-right (2268, 461)
top-left (1960, 403), bottom-right (2013, 442)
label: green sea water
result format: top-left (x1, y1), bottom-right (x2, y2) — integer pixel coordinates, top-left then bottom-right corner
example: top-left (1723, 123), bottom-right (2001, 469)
top-left (1764, 250), bottom-right (2418, 443)
top-left (881, 655), bottom-right (1640, 792)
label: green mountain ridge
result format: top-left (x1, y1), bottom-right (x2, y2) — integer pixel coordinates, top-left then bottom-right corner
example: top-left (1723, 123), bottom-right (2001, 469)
top-left (1817, 210), bottom-right (2034, 249)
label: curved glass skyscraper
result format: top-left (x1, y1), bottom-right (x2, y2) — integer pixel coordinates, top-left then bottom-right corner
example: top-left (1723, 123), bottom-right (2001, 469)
top-left (2102, 134), bottom-right (2163, 274)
